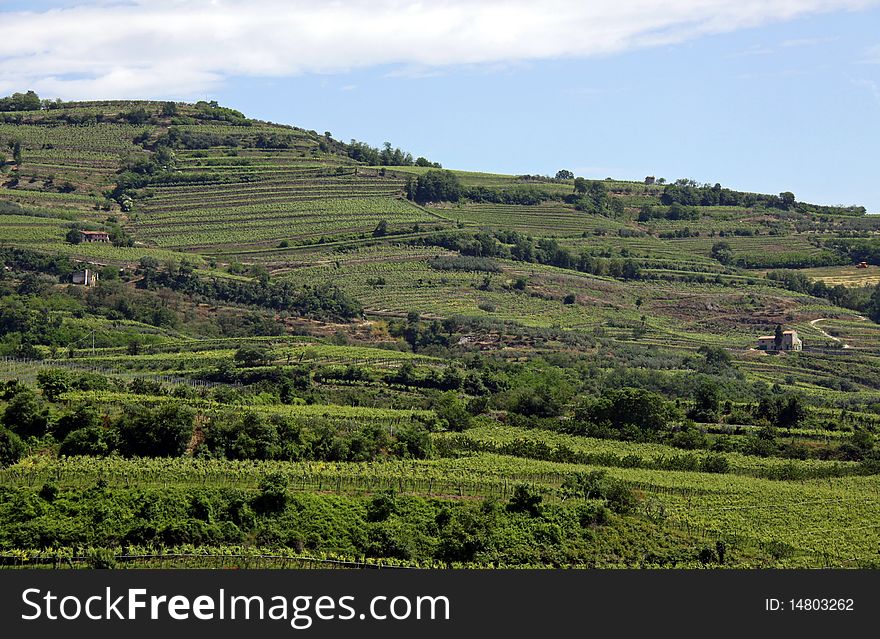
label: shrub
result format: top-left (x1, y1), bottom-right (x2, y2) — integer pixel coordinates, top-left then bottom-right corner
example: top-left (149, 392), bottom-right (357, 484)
top-left (0, 427), bottom-right (25, 467)
top-left (507, 484), bottom-right (543, 517)
top-left (254, 471), bottom-right (288, 513)
top-left (116, 403), bottom-right (194, 457)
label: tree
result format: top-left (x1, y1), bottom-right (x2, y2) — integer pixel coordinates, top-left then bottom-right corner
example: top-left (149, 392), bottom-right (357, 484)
top-left (434, 391), bottom-right (472, 431)
top-left (507, 484), bottom-right (543, 517)
top-left (774, 324), bottom-right (784, 350)
top-left (776, 395), bottom-right (807, 429)
top-left (0, 91), bottom-right (41, 111)
top-left (36, 368), bottom-right (72, 402)
top-left (697, 345), bottom-right (733, 373)
top-left (60, 426), bottom-right (112, 456)
top-left (366, 490), bottom-right (398, 522)
top-left (1, 390), bottom-right (49, 438)
top-left (689, 379), bottom-right (721, 422)
top-left (254, 471), bottom-right (288, 513)
top-left (116, 403), bottom-right (194, 457)
top-left (838, 430), bottom-right (875, 461)
top-left (54, 404), bottom-right (100, 441)
top-left (0, 427), bottom-right (25, 467)
top-left (65, 227), bottom-right (83, 245)
top-left (555, 169), bottom-right (574, 180)
top-left (205, 412), bottom-right (280, 460)
top-left (578, 387), bottom-right (674, 436)
top-left (710, 241), bottom-right (733, 265)
top-left (573, 177), bottom-right (588, 195)
top-left (233, 345), bottom-right (271, 368)
top-left (779, 191), bottom-right (796, 210)
top-left (509, 369), bottom-right (574, 417)
top-left (406, 170), bottom-right (462, 204)
top-left (12, 141), bottom-right (22, 165)
top-left (756, 393), bottom-right (807, 430)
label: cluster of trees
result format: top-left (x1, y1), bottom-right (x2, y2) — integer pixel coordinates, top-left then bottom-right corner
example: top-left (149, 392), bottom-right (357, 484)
top-left (416, 230), bottom-right (642, 280)
top-left (1, 139), bottom-right (23, 166)
top-left (572, 387), bottom-right (677, 441)
top-left (106, 145), bottom-right (178, 203)
top-left (767, 270), bottom-right (878, 320)
top-left (660, 182), bottom-right (789, 209)
top-left (640, 203), bottom-right (700, 222)
top-left (405, 170), bottom-right (462, 203)
top-left (405, 171), bottom-right (558, 206)
top-left (202, 414), bottom-right (432, 463)
top-left (387, 313), bottom-right (458, 353)
top-left (569, 179), bottom-right (614, 215)
top-left (157, 129), bottom-right (297, 151)
top-left (427, 255), bottom-right (501, 273)
top-left (660, 181), bottom-right (866, 216)
top-left (191, 101), bottom-right (248, 125)
top-left (826, 238), bottom-right (880, 266)
top-left (0, 376), bottom-right (433, 464)
top-left (138, 259), bottom-right (362, 321)
top-left (0, 91), bottom-right (41, 112)
top-left (343, 140), bottom-right (439, 167)
top-left (465, 185), bottom-right (551, 205)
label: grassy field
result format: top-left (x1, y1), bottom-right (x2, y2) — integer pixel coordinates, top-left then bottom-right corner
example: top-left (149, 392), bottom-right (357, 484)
top-left (801, 264), bottom-right (880, 288)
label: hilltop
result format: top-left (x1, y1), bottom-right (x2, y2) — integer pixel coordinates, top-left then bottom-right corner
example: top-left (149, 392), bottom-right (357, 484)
top-left (1, 94), bottom-right (880, 569)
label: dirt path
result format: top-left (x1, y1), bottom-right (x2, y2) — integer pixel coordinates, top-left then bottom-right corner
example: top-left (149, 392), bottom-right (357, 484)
top-left (810, 318), bottom-right (851, 349)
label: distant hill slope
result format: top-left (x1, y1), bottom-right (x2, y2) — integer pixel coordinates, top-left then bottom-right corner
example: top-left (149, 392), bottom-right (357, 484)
top-left (1, 96), bottom-right (880, 355)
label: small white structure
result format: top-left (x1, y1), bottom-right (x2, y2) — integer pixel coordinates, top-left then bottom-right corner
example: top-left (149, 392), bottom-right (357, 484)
top-left (72, 269), bottom-right (99, 286)
top-left (757, 330), bottom-right (802, 352)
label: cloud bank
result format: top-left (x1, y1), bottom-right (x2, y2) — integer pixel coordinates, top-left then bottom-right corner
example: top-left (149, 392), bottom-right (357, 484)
top-left (0, 0), bottom-right (876, 99)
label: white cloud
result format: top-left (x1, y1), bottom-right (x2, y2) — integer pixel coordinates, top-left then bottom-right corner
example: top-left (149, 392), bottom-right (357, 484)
top-left (0, 0), bottom-right (877, 99)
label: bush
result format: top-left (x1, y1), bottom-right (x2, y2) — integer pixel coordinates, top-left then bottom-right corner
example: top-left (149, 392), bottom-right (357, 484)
top-left (434, 392), bottom-right (472, 432)
top-left (366, 490), bottom-right (398, 522)
top-left (54, 404), bottom-right (100, 441)
top-left (60, 427), bottom-right (113, 456)
top-left (36, 368), bottom-right (72, 402)
top-left (0, 427), bottom-right (25, 467)
top-left (234, 345), bottom-right (271, 368)
top-left (254, 471), bottom-right (288, 513)
top-left (507, 484), bottom-right (543, 517)
top-left (116, 403), bottom-right (194, 457)
top-left (700, 453), bottom-right (730, 474)
top-left (577, 387), bottom-right (675, 438)
top-left (1, 390), bottom-right (49, 438)
top-left (204, 412), bottom-right (280, 460)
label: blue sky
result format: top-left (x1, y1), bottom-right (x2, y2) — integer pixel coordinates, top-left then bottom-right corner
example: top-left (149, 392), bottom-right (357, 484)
top-left (1, 1), bottom-right (878, 211)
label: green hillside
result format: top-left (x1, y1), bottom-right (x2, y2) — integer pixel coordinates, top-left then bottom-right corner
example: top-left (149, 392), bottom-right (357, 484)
top-left (1, 95), bottom-right (879, 569)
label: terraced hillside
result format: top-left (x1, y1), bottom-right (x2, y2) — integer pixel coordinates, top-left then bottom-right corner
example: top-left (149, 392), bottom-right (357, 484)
top-left (1, 96), bottom-right (880, 569)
